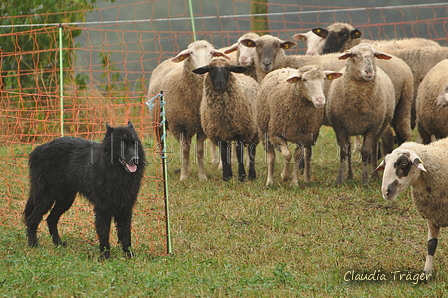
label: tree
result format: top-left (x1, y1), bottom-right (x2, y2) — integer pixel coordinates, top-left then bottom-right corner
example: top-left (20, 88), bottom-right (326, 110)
top-left (0, 0), bottom-right (110, 96)
top-left (251, 0), bottom-right (269, 35)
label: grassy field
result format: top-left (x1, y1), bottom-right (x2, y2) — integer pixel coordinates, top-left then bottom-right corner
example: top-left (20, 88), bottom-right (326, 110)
top-left (1, 126), bottom-right (447, 297)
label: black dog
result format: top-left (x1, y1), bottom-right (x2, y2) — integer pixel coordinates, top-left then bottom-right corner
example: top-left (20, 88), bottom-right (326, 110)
top-left (24, 121), bottom-right (146, 259)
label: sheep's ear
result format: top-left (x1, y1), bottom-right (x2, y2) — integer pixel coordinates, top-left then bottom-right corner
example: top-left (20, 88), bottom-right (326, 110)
top-left (240, 39), bottom-right (257, 48)
top-left (338, 51), bottom-right (352, 60)
top-left (374, 51), bottom-right (393, 60)
top-left (229, 65), bottom-right (248, 73)
top-left (409, 153), bottom-right (427, 172)
top-left (172, 49), bottom-right (191, 62)
top-left (280, 41), bottom-right (297, 50)
top-left (127, 121), bottom-right (134, 128)
top-left (192, 66), bottom-right (210, 75)
top-left (324, 71), bottom-right (343, 80)
top-left (286, 74), bottom-right (302, 84)
top-left (350, 29), bottom-right (362, 39)
top-left (212, 50), bottom-right (231, 60)
top-left (375, 159), bottom-right (386, 171)
top-left (312, 28), bottom-right (328, 38)
top-left (292, 33), bottom-right (307, 41)
top-left (224, 43), bottom-right (238, 54)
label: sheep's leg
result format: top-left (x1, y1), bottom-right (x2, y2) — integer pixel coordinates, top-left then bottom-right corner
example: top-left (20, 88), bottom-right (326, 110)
top-left (247, 143), bottom-right (257, 180)
top-left (291, 145), bottom-right (303, 186)
top-left (418, 125), bottom-right (433, 145)
top-left (279, 139), bottom-right (292, 182)
top-left (266, 143), bottom-right (276, 186)
top-left (360, 134), bottom-right (372, 183)
top-left (236, 141), bottom-right (246, 182)
top-left (179, 134), bottom-right (191, 181)
top-left (370, 138), bottom-right (380, 180)
top-left (336, 132), bottom-right (350, 184)
top-left (424, 221), bottom-right (440, 279)
top-left (210, 141), bottom-right (219, 164)
top-left (303, 145), bottom-right (312, 183)
top-left (219, 140), bottom-right (232, 181)
top-left (196, 133), bottom-right (208, 181)
top-left (361, 133), bottom-right (378, 183)
top-left (232, 143), bottom-right (238, 165)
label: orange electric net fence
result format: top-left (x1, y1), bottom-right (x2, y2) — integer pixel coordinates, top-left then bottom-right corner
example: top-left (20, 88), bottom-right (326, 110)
top-left (1, 1), bottom-right (448, 255)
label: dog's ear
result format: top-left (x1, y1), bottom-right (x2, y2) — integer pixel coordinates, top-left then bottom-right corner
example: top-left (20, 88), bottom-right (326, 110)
top-left (106, 122), bottom-right (114, 134)
top-left (127, 121), bottom-right (134, 129)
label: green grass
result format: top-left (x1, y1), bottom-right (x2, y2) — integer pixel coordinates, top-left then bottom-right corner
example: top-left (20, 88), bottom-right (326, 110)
top-left (1, 127), bottom-right (448, 297)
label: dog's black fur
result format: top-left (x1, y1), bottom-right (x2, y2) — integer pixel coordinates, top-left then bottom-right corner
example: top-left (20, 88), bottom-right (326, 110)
top-left (24, 121), bottom-right (146, 259)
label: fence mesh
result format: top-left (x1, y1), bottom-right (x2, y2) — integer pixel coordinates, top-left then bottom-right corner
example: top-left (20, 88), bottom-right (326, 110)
top-left (1, 0), bottom-right (448, 255)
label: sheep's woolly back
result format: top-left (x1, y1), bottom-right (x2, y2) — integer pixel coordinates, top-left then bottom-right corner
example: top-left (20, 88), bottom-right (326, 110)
top-left (257, 66), bottom-right (327, 146)
top-left (200, 59), bottom-right (259, 145)
top-left (397, 139), bottom-right (448, 227)
top-left (416, 59), bottom-right (448, 142)
top-left (392, 46), bottom-right (448, 99)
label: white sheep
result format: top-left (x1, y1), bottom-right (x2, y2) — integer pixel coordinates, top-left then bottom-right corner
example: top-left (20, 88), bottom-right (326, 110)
top-left (292, 30), bottom-right (325, 56)
top-left (256, 66), bottom-right (342, 186)
top-left (416, 59), bottom-right (448, 144)
top-left (147, 40), bottom-right (229, 181)
top-left (327, 43), bottom-right (395, 184)
top-left (240, 34), bottom-right (413, 145)
top-left (193, 57), bottom-right (259, 182)
top-left (221, 32), bottom-right (260, 80)
top-left (376, 137), bottom-right (448, 278)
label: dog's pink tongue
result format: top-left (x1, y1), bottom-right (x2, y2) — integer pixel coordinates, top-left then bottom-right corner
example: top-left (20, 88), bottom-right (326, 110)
top-left (126, 164), bottom-right (137, 172)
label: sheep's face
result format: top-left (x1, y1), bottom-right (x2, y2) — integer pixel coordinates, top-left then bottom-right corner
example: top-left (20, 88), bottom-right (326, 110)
top-left (293, 30), bottom-right (326, 56)
top-left (172, 40), bottom-right (230, 69)
top-left (286, 67), bottom-right (342, 108)
top-left (223, 33), bottom-right (259, 67)
top-left (338, 43), bottom-right (392, 81)
top-left (240, 35), bottom-right (296, 73)
top-left (321, 23), bottom-right (362, 54)
top-left (376, 149), bottom-right (427, 201)
top-left (192, 58), bottom-right (247, 93)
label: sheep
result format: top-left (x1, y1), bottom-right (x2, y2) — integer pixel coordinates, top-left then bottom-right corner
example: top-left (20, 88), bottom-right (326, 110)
top-left (314, 22), bottom-right (440, 55)
top-left (221, 32), bottom-right (260, 80)
top-left (240, 34), bottom-right (413, 145)
top-left (147, 40), bottom-right (229, 181)
top-left (375, 137), bottom-right (448, 278)
top-left (239, 34), bottom-right (297, 82)
top-left (326, 43), bottom-right (395, 184)
top-left (192, 57), bottom-right (259, 182)
top-left (292, 30), bottom-right (325, 56)
top-left (256, 65), bottom-right (342, 186)
top-left (416, 59), bottom-right (448, 144)
top-left (391, 46), bottom-right (448, 99)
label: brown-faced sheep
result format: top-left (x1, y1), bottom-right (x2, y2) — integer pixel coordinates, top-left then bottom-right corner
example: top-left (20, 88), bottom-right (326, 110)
top-left (376, 137), bottom-right (448, 278)
top-left (147, 40), bottom-right (229, 181)
top-left (193, 58), bottom-right (259, 182)
top-left (416, 59), bottom-right (448, 144)
top-left (327, 43), bottom-right (395, 184)
top-left (239, 34), bottom-right (297, 82)
top-left (256, 66), bottom-right (342, 186)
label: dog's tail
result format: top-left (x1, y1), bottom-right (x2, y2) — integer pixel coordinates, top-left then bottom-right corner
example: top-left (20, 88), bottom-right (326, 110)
top-left (23, 196), bottom-right (34, 223)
